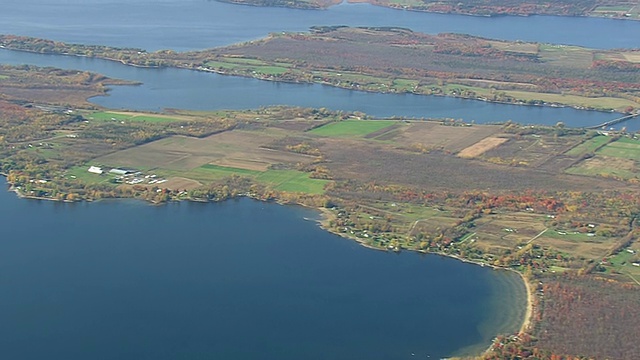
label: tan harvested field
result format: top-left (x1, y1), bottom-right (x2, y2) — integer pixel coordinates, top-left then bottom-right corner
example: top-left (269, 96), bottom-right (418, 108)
top-left (621, 52), bottom-right (640, 63)
top-left (535, 234), bottom-right (613, 259)
top-left (580, 156), bottom-right (636, 172)
top-left (481, 134), bottom-right (583, 168)
top-left (458, 137), bottom-right (509, 158)
top-left (394, 122), bottom-right (503, 153)
top-left (319, 137), bottom-right (630, 192)
top-left (487, 40), bottom-right (539, 54)
top-left (162, 177), bottom-right (202, 190)
top-left (94, 130), bottom-right (317, 172)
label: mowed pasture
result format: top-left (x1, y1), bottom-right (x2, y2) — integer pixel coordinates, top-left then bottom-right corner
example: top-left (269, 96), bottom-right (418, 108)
top-left (565, 135), bottom-right (611, 156)
top-left (535, 230), bottom-right (613, 260)
top-left (178, 165), bottom-right (329, 194)
top-left (566, 137), bottom-right (640, 180)
top-left (89, 111), bottom-right (183, 123)
top-left (95, 130), bottom-right (317, 172)
top-left (309, 120), bottom-right (397, 138)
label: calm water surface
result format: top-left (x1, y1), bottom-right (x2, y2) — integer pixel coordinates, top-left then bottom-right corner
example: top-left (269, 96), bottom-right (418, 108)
top-left (1, 0), bottom-right (639, 51)
top-left (0, 178), bottom-right (527, 359)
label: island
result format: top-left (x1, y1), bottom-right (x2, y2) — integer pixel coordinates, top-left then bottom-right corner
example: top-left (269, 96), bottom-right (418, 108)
top-left (214, 0), bottom-right (640, 20)
top-left (2, 28), bottom-right (639, 115)
top-left (1, 62), bottom-right (639, 359)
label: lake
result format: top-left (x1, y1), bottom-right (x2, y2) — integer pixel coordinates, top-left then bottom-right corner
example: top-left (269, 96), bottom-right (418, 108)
top-left (0, 177), bottom-right (527, 359)
top-left (1, 0), bottom-right (639, 51)
top-left (0, 2), bottom-right (636, 358)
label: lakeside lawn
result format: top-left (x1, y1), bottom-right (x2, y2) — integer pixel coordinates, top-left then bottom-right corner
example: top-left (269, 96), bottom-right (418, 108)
top-left (183, 164), bottom-right (329, 194)
top-left (565, 135), bottom-right (611, 156)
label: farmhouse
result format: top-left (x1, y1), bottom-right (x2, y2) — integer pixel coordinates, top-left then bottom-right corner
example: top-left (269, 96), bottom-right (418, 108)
top-left (88, 166), bottom-right (103, 174)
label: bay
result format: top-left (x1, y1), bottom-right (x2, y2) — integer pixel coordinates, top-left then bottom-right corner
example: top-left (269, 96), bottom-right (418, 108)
top-left (0, 178), bottom-right (527, 359)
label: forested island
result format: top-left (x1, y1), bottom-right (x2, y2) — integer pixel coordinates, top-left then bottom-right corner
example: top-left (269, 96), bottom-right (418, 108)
top-left (1, 63), bottom-right (640, 359)
top-left (2, 28), bottom-right (639, 115)
top-left (215, 0), bottom-right (640, 19)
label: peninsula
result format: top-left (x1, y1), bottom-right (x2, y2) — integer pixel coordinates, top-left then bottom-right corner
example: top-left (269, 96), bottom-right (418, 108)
top-left (215, 0), bottom-right (640, 20)
top-left (1, 28), bottom-right (639, 114)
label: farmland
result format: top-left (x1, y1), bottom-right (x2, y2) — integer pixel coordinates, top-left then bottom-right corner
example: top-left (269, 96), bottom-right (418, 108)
top-left (566, 136), bottom-right (640, 180)
top-left (88, 111), bottom-right (183, 123)
top-left (308, 120), bottom-right (396, 137)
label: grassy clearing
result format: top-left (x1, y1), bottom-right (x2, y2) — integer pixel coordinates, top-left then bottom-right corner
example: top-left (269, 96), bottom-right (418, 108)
top-left (89, 111), bottom-right (180, 123)
top-left (309, 120), bottom-right (397, 138)
top-left (258, 170), bottom-right (329, 194)
top-left (592, 5), bottom-right (633, 12)
top-left (565, 135), bottom-right (610, 156)
top-left (605, 248), bottom-right (640, 276)
top-left (182, 165), bottom-right (328, 194)
top-left (566, 155), bottom-right (638, 180)
top-left (392, 78), bottom-right (419, 91)
top-left (210, 57), bottom-right (291, 67)
top-left (597, 137), bottom-right (640, 159)
top-left (205, 60), bottom-right (291, 75)
top-left (567, 137), bottom-right (640, 179)
top-left (65, 165), bottom-right (117, 184)
top-left (0, 74), bottom-right (9, 79)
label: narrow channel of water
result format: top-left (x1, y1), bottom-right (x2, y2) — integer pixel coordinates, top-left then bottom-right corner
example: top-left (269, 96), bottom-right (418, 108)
top-left (2, 49), bottom-right (632, 130)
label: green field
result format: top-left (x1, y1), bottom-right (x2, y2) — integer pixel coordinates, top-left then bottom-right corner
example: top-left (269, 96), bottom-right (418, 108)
top-left (597, 137), bottom-right (640, 159)
top-left (205, 61), bottom-right (290, 75)
top-left (65, 165), bottom-right (117, 184)
top-left (565, 136), bottom-right (640, 180)
top-left (184, 164), bottom-right (328, 194)
top-left (592, 5), bottom-right (633, 12)
top-left (606, 249), bottom-right (640, 277)
top-left (89, 111), bottom-right (180, 123)
top-left (309, 120), bottom-right (397, 137)
top-left (257, 170), bottom-right (329, 194)
top-left (565, 135), bottom-right (611, 156)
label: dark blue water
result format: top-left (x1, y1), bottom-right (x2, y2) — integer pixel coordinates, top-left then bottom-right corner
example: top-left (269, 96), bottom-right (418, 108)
top-left (0, 178), bottom-right (526, 359)
top-left (1, 49), bottom-right (630, 130)
top-left (1, 0), bottom-right (639, 51)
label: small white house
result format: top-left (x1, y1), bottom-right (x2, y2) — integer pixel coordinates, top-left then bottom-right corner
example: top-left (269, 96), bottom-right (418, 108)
top-left (88, 166), bottom-right (103, 175)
